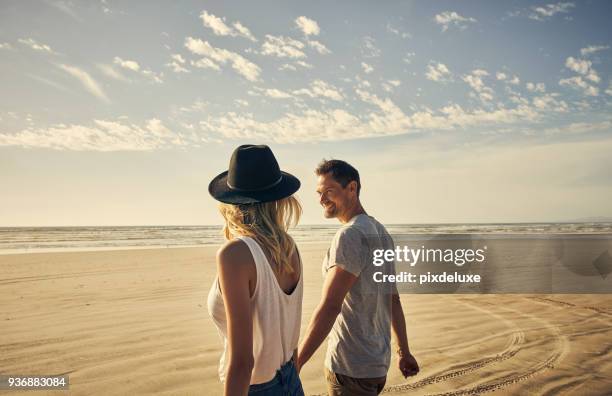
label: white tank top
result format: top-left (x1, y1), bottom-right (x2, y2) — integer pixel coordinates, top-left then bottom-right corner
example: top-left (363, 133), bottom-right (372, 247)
top-left (207, 236), bottom-right (303, 384)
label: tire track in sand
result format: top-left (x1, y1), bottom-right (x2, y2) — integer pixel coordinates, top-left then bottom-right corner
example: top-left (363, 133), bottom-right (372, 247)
top-left (421, 297), bottom-right (569, 396)
top-left (382, 297), bottom-right (526, 394)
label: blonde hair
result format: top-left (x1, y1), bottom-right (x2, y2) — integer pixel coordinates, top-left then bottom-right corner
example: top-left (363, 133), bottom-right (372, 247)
top-left (219, 196), bottom-right (302, 274)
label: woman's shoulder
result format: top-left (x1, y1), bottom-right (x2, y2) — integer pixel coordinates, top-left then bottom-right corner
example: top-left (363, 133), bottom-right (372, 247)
top-left (216, 238), bottom-right (255, 270)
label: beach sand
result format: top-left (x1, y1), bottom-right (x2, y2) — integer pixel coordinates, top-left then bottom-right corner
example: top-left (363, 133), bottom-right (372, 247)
top-left (1, 245), bottom-right (611, 395)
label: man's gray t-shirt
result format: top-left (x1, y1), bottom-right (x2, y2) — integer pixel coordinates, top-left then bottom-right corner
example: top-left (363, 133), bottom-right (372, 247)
top-left (322, 214), bottom-right (397, 378)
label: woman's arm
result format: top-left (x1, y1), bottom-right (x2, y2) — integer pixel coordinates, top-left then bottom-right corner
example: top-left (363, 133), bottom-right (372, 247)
top-left (217, 241), bottom-right (255, 396)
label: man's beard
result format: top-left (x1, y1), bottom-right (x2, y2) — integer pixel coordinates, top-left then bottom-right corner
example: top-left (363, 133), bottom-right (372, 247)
top-left (323, 203), bottom-right (337, 218)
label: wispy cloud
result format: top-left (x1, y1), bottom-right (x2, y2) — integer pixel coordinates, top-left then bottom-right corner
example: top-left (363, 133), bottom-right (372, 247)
top-left (26, 73), bottom-right (72, 93)
top-left (264, 88), bottom-right (293, 99)
top-left (261, 35), bottom-right (306, 58)
top-left (57, 64), bottom-right (110, 103)
top-left (386, 23), bottom-right (411, 39)
top-left (46, 0), bottom-right (82, 22)
top-left (113, 56), bottom-right (163, 83)
top-left (185, 37), bottom-right (261, 81)
top-left (361, 36), bottom-right (381, 58)
top-left (0, 42), bottom-right (13, 50)
top-left (307, 40), bottom-right (331, 55)
top-left (97, 63), bottom-right (130, 82)
top-left (18, 38), bottom-right (55, 53)
top-left (580, 45), bottom-right (609, 56)
top-left (166, 54), bottom-right (189, 73)
top-left (113, 56), bottom-right (140, 71)
top-left (434, 11), bottom-right (477, 32)
top-left (361, 62), bottom-right (374, 74)
top-left (526, 82), bottom-right (546, 93)
top-left (528, 2), bottom-right (575, 21)
top-left (295, 16), bottom-right (320, 36)
top-left (462, 69), bottom-right (494, 102)
top-left (570, 58), bottom-right (599, 82)
top-left (0, 118), bottom-right (183, 151)
top-left (559, 76), bottom-right (598, 96)
top-left (199, 10), bottom-right (257, 42)
top-left (425, 62), bottom-right (451, 82)
top-left (294, 80), bottom-right (343, 101)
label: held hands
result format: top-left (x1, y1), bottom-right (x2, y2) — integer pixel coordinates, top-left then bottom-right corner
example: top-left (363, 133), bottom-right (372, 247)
top-left (398, 351), bottom-right (419, 378)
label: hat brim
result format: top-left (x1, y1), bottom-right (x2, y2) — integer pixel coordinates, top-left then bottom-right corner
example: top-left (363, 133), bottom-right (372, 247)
top-left (208, 171), bottom-right (301, 204)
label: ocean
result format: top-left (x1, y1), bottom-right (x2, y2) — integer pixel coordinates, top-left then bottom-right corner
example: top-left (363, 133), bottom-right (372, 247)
top-left (1, 223), bottom-right (612, 254)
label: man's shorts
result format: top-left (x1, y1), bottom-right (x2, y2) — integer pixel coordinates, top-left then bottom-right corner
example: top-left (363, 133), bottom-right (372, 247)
top-left (324, 367), bottom-right (386, 396)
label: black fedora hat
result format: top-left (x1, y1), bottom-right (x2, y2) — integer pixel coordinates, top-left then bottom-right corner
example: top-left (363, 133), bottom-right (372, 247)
top-left (209, 144), bottom-right (301, 204)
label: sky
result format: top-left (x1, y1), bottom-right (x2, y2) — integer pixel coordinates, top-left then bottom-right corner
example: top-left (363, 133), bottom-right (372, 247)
top-left (0, 0), bottom-right (611, 226)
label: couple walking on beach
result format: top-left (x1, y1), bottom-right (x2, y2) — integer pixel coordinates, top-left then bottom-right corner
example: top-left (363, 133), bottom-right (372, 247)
top-left (207, 145), bottom-right (419, 396)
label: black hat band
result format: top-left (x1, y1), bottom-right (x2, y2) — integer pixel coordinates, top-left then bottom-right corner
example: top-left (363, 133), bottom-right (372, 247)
top-left (226, 175), bottom-right (283, 192)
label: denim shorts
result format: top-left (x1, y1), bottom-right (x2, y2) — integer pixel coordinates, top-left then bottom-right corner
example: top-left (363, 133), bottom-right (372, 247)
top-left (248, 360), bottom-right (304, 395)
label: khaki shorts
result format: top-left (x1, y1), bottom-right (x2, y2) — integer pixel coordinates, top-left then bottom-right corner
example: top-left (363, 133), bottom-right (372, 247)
top-left (324, 367), bottom-right (386, 396)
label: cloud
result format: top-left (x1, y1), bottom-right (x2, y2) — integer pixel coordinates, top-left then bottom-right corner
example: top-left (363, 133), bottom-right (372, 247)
top-left (197, 90), bottom-right (548, 144)
top-left (434, 11), bottom-right (477, 32)
top-left (509, 75), bottom-right (520, 85)
top-left (403, 52), bottom-right (416, 64)
top-left (382, 80), bottom-right (401, 93)
top-left (542, 120), bottom-right (612, 135)
top-left (526, 82), bottom-right (546, 93)
top-left (308, 40), bottom-right (331, 54)
top-left (279, 64), bottom-right (297, 71)
top-left (565, 56), bottom-right (599, 83)
top-left (264, 88), bottom-right (292, 99)
top-left (386, 23), bottom-right (411, 39)
top-left (167, 54), bottom-right (189, 73)
top-left (199, 11), bottom-right (257, 42)
top-left (185, 37), bottom-right (261, 81)
top-left (293, 80), bottom-right (343, 101)
top-left (261, 35), bottom-right (306, 58)
top-left (580, 45), bottom-right (609, 56)
top-left (0, 118), bottom-right (184, 151)
top-left (113, 56), bottom-right (163, 83)
top-left (97, 64), bottom-right (130, 82)
top-left (559, 76), bottom-right (599, 96)
top-left (232, 22), bottom-right (257, 42)
top-left (46, 0), bottom-right (82, 22)
top-left (57, 64), bottom-right (110, 103)
top-left (496, 72), bottom-right (507, 80)
top-left (529, 2), bottom-right (575, 21)
top-left (361, 62), bottom-right (374, 74)
top-left (462, 69), bottom-right (494, 102)
top-left (606, 82), bottom-right (612, 96)
top-left (531, 93), bottom-right (568, 112)
top-left (279, 60), bottom-right (313, 71)
top-left (425, 62), bottom-right (451, 82)
top-left (113, 56), bottom-right (140, 71)
top-left (0, 42), bottom-right (13, 50)
top-left (295, 16), bottom-right (320, 36)
top-left (191, 57), bottom-right (221, 71)
top-left (26, 73), bottom-right (72, 93)
top-left (362, 36), bottom-right (381, 57)
top-left (18, 38), bottom-right (54, 53)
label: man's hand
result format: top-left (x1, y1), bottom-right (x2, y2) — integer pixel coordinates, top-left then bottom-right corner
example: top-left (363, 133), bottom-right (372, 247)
top-left (398, 352), bottom-right (419, 378)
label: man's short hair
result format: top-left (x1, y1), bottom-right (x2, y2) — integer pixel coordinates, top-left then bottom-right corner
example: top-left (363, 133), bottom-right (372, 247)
top-left (315, 159), bottom-right (361, 196)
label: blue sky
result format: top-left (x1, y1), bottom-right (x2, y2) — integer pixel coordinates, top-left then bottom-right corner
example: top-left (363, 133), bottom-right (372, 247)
top-left (1, 1), bottom-right (611, 225)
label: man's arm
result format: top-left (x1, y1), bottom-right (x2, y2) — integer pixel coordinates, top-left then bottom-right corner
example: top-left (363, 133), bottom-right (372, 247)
top-left (391, 293), bottom-right (419, 378)
top-left (296, 266), bottom-right (357, 371)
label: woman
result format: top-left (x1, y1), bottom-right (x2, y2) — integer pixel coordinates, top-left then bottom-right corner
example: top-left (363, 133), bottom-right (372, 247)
top-left (207, 144), bottom-right (305, 396)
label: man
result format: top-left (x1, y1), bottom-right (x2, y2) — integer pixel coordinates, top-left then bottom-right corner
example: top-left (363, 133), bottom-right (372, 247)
top-left (297, 159), bottom-right (419, 396)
